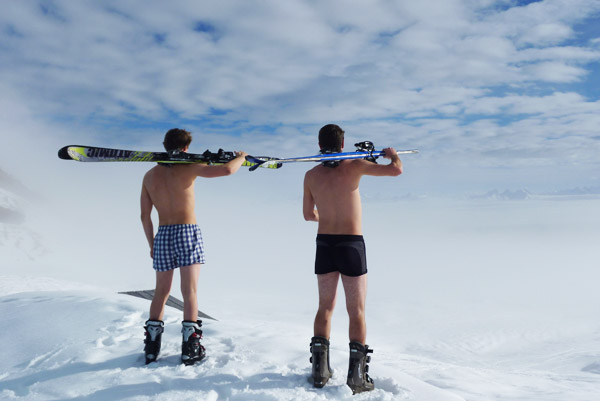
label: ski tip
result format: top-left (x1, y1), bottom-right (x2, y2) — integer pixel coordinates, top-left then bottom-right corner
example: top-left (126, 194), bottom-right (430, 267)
top-left (58, 145), bottom-right (87, 160)
top-left (245, 155), bottom-right (277, 171)
top-left (58, 146), bottom-right (72, 160)
top-left (245, 155), bottom-right (264, 164)
top-left (395, 149), bottom-right (419, 155)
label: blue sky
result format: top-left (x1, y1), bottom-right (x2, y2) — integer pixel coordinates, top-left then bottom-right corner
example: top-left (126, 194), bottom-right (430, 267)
top-left (1, 0), bottom-right (599, 196)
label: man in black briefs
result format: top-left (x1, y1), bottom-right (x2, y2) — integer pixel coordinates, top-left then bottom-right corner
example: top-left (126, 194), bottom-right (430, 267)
top-left (303, 124), bottom-right (403, 394)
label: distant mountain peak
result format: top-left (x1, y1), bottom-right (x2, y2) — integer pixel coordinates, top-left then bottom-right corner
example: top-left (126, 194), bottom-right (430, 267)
top-left (471, 189), bottom-right (531, 201)
top-left (470, 186), bottom-right (600, 200)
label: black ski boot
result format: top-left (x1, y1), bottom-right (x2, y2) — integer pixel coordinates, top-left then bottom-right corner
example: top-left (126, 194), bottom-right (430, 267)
top-left (144, 320), bottom-right (164, 364)
top-left (310, 336), bottom-right (333, 388)
top-left (347, 341), bottom-right (374, 394)
top-left (181, 320), bottom-right (206, 365)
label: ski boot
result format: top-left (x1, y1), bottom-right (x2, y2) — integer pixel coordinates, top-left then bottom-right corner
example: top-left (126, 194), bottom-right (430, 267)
top-left (144, 320), bottom-right (164, 364)
top-left (346, 341), bottom-right (374, 394)
top-left (181, 320), bottom-right (206, 365)
top-left (310, 336), bottom-right (333, 388)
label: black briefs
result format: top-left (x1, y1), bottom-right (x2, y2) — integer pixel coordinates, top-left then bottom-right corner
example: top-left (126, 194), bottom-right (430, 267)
top-left (314, 234), bottom-right (367, 277)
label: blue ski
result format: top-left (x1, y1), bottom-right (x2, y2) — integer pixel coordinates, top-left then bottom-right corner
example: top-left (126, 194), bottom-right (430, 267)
top-left (246, 142), bottom-right (418, 171)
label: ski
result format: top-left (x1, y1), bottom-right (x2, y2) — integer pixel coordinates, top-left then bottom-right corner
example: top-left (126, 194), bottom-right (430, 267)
top-left (58, 145), bottom-right (282, 169)
top-left (119, 290), bottom-right (217, 321)
top-left (246, 141), bottom-right (419, 171)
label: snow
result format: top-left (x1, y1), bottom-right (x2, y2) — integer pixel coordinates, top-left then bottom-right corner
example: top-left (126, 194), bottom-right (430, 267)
top-left (0, 286), bottom-right (455, 401)
top-left (1, 196), bottom-right (600, 400)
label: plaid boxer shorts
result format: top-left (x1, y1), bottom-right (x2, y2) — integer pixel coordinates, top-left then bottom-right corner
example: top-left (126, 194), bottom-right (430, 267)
top-left (153, 224), bottom-right (206, 272)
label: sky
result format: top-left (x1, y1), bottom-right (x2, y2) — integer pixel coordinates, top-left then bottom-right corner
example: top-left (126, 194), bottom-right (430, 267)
top-left (1, 0), bottom-right (600, 196)
top-left (1, 4), bottom-right (600, 398)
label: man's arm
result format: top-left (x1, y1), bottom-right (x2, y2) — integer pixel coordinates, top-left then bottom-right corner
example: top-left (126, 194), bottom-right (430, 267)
top-left (140, 182), bottom-right (154, 258)
top-left (193, 151), bottom-right (249, 178)
top-left (303, 174), bottom-right (319, 222)
top-left (356, 147), bottom-right (402, 177)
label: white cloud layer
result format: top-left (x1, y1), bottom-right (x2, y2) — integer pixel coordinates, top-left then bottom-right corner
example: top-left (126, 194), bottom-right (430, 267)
top-left (0, 0), bottom-right (599, 193)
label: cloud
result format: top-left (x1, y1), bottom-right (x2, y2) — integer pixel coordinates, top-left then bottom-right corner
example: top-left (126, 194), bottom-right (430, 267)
top-left (1, 0), bottom-right (600, 194)
top-left (1, 1), bottom-right (597, 118)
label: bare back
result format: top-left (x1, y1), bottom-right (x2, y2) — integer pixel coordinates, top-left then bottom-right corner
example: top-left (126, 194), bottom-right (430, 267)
top-left (304, 161), bottom-right (364, 234)
top-left (140, 150), bottom-right (247, 258)
top-left (303, 149), bottom-right (402, 235)
top-left (142, 165), bottom-right (199, 225)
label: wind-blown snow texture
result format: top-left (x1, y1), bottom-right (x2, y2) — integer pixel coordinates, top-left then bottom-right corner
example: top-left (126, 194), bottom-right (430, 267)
top-left (1, 198), bottom-right (599, 400)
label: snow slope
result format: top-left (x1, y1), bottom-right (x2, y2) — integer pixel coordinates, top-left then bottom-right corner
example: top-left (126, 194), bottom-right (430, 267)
top-left (1, 271), bottom-right (598, 401)
top-left (1, 198), bottom-right (599, 400)
top-left (0, 283), bottom-right (463, 401)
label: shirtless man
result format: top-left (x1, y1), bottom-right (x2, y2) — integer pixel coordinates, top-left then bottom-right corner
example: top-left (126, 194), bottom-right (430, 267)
top-left (140, 128), bottom-right (248, 365)
top-left (303, 124), bottom-right (402, 393)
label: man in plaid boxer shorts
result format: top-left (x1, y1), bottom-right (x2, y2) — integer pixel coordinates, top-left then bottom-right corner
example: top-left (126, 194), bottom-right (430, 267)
top-left (140, 128), bottom-right (248, 365)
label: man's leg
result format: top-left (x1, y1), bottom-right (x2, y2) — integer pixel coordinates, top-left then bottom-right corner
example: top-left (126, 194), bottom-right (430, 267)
top-left (180, 263), bottom-right (204, 365)
top-left (180, 263), bottom-right (201, 322)
top-left (149, 270), bottom-right (174, 321)
top-left (314, 271), bottom-right (340, 338)
top-left (341, 273), bottom-right (368, 344)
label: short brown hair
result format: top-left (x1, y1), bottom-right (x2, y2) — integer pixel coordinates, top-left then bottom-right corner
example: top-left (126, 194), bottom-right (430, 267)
top-left (163, 128), bottom-right (192, 152)
top-left (318, 124), bottom-right (344, 152)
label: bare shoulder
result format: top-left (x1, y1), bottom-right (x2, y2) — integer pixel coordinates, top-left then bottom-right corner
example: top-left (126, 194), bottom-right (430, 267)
top-left (346, 159), bottom-right (372, 174)
top-left (351, 158), bottom-right (402, 177)
top-left (304, 164), bottom-right (321, 181)
top-left (349, 159), bottom-right (368, 168)
top-left (142, 165), bottom-right (159, 182)
top-left (142, 166), bottom-right (154, 182)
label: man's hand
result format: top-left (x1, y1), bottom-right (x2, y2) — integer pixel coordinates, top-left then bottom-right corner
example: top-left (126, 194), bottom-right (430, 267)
top-left (194, 150), bottom-right (249, 177)
top-left (358, 147), bottom-right (402, 176)
top-left (382, 147), bottom-right (398, 159)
